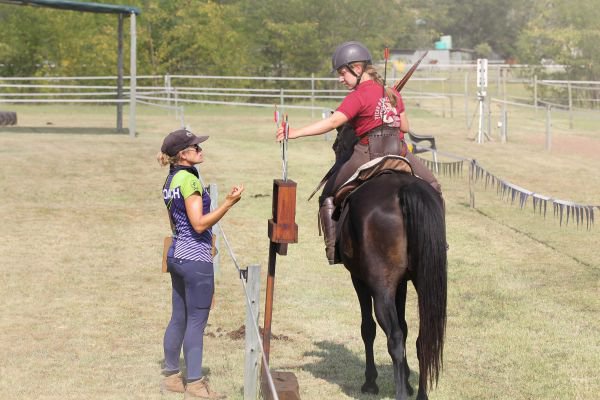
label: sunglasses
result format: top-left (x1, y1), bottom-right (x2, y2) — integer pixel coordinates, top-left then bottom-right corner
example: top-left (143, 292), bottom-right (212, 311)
top-left (183, 144), bottom-right (202, 153)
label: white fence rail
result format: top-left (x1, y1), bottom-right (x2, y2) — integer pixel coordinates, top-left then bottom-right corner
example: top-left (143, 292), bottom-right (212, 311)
top-left (2, 72), bottom-right (599, 148)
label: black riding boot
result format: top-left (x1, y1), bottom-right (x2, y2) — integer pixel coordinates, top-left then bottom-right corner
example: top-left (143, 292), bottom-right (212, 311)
top-left (319, 196), bottom-right (337, 265)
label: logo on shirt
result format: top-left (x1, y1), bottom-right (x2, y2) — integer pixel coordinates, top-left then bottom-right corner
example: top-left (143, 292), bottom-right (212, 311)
top-left (163, 187), bottom-right (181, 200)
top-left (375, 97), bottom-right (400, 127)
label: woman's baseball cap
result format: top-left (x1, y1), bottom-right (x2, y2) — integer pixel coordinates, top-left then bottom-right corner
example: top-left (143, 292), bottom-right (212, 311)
top-left (161, 128), bottom-right (209, 157)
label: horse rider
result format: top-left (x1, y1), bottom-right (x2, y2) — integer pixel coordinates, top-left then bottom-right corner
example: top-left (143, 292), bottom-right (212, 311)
top-left (276, 41), bottom-right (441, 264)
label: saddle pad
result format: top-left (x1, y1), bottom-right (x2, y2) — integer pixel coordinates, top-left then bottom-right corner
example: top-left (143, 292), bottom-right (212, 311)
top-left (334, 155), bottom-right (414, 206)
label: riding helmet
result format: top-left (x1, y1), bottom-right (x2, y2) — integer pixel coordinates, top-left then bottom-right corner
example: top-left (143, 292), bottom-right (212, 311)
top-left (331, 41), bottom-right (372, 72)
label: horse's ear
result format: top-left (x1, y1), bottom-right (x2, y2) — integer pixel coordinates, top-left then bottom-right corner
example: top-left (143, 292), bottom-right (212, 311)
top-left (333, 123), bottom-right (359, 161)
top-left (336, 122), bottom-right (350, 133)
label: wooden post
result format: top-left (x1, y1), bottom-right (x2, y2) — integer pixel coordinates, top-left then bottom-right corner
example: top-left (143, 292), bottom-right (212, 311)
top-left (244, 265), bottom-right (261, 400)
top-left (264, 180), bottom-right (298, 362)
top-left (263, 179), bottom-right (299, 399)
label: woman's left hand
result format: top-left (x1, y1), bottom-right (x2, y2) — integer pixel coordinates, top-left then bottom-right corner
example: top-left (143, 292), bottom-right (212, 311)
top-left (225, 184), bottom-right (244, 206)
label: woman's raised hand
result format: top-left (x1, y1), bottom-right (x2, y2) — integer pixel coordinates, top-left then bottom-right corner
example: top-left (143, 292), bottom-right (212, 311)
top-left (226, 184), bottom-right (244, 206)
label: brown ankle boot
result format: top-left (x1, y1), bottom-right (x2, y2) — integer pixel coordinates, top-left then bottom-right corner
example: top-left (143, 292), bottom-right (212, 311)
top-left (160, 372), bottom-right (185, 394)
top-left (319, 197), bottom-right (337, 265)
top-left (184, 377), bottom-right (225, 399)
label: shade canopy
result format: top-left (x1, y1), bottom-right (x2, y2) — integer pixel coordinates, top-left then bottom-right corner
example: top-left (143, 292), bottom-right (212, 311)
top-left (0, 0), bottom-right (140, 136)
top-left (0, 0), bottom-right (140, 15)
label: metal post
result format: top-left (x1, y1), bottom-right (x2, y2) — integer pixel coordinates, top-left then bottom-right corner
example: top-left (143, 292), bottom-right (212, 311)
top-left (502, 67), bottom-right (507, 103)
top-left (476, 59), bottom-right (488, 143)
top-left (311, 73), bottom-right (315, 119)
top-left (496, 65), bottom-right (501, 95)
top-left (477, 96), bottom-right (484, 144)
top-left (129, 12), bottom-right (137, 138)
top-left (279, 88), bottom-right (284, 110)
top-left (116, 14), bottom-right (124, 132)
top-left (533, 75), bottom-right (538, 111)
top-left (244, 265), bottom-right (261, 400)
top-left (487, 97), bottom-right (492, 140)
top-left (568, 80), bottom-right (573, 129)
top-left (174, 88), bottom-right (179, 121)
top-left (165, 74), bottom-right (171, 109)
top-left (464, 71), bottom-right (469, 128)
top-left (442, 78), bottom-right (446, 118)
top-left (501, 106), bottom-right (507, 143)
top-left (545, 105), bottom-right (552, 151)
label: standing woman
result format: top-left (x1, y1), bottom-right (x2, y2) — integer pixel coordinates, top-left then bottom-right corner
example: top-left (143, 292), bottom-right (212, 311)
top-left (276, 41), bottom-right (441, 264)
top-left (157, 128), bottom-right (244, 399)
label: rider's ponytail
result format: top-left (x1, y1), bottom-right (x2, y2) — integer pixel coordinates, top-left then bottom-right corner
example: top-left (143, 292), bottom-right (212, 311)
top-left (362, 64), bottom-right (399, 107)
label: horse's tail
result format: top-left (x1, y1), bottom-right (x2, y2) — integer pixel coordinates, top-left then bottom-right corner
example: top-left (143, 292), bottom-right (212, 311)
top-left (399, 179), bottom-right (447, 391)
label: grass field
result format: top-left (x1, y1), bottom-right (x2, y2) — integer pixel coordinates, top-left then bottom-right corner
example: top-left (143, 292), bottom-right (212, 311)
top-left (0, 103), bottom-right (598, 400)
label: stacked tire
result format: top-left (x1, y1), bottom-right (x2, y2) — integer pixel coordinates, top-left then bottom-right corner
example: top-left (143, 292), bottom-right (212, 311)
top-left (0, 111), bottom-right (17, 126)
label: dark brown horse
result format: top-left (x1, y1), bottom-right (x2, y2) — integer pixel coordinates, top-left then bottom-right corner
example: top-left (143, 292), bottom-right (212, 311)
top-left (337, 170), bottom-right (447, 400)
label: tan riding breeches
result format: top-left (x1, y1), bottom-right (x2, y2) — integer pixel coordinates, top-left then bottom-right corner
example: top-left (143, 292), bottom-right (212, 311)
top-left (332, 143), bottom-right (370, 190)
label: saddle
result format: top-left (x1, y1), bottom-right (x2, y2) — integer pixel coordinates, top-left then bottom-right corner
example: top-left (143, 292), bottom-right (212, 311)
top-left (333, 155), bottom-right (414, 208)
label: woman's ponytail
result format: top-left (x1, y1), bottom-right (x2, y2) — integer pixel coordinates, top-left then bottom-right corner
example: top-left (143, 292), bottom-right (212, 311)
top-left (363, 64), bottom-right (399, 107)
top-left (157, 152), bottom-right (178, 166)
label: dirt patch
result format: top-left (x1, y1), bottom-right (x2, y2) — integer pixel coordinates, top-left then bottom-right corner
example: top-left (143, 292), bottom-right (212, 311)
top-left (227, 325), bottom-right (291, 341)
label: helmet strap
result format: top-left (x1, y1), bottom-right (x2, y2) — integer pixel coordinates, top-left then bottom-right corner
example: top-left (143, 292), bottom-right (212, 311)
top-left (345, 62), bottom-right (365, 89)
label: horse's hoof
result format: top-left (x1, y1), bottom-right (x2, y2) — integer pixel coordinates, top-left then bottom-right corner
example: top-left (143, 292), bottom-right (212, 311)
top-left (361, 382), bottom-right (379, 395)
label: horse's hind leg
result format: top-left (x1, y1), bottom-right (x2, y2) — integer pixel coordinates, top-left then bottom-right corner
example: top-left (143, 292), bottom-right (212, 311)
top-left (396, 279), bottom-right (414, 396)
top-left (372, 291), bottom-right (409, 400)
top-left (351, 276), bottom-right (379, 394)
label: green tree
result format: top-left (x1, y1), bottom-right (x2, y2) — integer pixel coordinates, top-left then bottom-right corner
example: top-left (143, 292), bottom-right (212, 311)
top-left (517, 0), bottom-right (600, 81)
top-left (404, 0), bottom-right (532, 59)
top-left (0, 3), bottom-right (129, 77)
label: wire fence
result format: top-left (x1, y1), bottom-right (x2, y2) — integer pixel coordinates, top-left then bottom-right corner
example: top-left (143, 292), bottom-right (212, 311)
top-left (198, 176), bottom-right (279, 400)
top-left (412, 145), bottom-right (598, 229)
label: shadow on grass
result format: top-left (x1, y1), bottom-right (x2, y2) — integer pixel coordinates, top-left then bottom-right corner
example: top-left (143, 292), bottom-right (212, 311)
top-left (0, 126), bottom-right (128, 135)
top-left (301, 340), bottom-right (422, 399)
